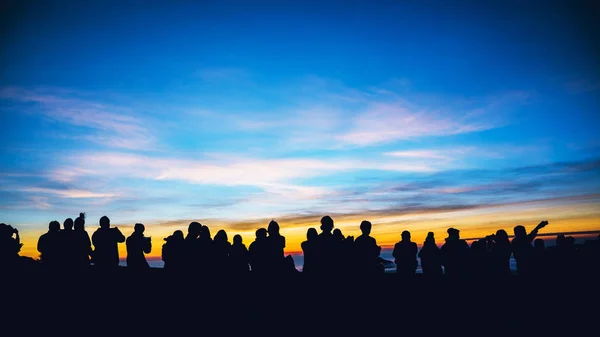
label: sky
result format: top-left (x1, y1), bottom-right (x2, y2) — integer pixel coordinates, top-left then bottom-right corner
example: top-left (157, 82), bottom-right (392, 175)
top-left (1, 0), bottom-right (599, 260)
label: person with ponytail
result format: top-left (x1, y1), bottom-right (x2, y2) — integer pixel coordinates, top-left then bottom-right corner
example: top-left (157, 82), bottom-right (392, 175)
top-left (74, 213), bottom-right (92, 269)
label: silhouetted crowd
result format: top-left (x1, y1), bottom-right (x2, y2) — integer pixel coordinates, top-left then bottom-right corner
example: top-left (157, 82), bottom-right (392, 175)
top-left (1, 215), bottom-right (600, 278)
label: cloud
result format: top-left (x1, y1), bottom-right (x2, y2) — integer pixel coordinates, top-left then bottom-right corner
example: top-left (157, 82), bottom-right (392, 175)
top-left (31, 196), bottom-right (51, 210)
top-left (53, 151), bottom-right (439, 191)
top-left (213, 77), bottom-right (528, 150)
top-left (18, 187), bottom-right (118, 199)
top-left (383, 147), bottom-right (478, 160)
top-left (336, 102), bottom-right (495, 147)
top-left (0, 87), bottom-right (156, 151)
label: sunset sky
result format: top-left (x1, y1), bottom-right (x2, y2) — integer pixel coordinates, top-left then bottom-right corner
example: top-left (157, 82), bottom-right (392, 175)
top-left (1, 1), bottom-right (599, 260)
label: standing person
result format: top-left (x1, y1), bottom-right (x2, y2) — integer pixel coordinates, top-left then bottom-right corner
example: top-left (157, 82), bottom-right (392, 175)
top-left (37, 221), bottom-right (62, 270)
top-left (0, 223), bottom-right (22, 269)
top-left (301, 228), bottom-right (319, 273)
top-left (126, 223), bottom-right (151, 270)
top-left (91, 216), bottom-right (125, 270)
top-left (354, 220), bottom-right (382, 274)
top-left (441, 228), bottom-right (470, 277)
top-left (74, 213), bottom-right (92, 269)
top-left (418, 232), bottom-right (442, 276)
top-left (267, 220), bottom-right (286, 273)
top-left (61, 217), bottom-right (78, 270)
top-left (230, 234), bottom-right (250, 273)
top-left (512, 221), bottom-right (549, 277)
top-left (393, 230), bottom-right (418, 277)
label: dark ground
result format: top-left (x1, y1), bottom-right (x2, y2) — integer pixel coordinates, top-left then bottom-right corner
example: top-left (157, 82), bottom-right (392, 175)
top-left (3, 267), bottom-right (599, 336)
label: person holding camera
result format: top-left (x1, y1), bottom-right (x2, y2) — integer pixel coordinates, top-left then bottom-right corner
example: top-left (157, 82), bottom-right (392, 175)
top-left (126, 223), bottom-right (152, 270)
top-left (0, 223), bottom-right (22, 268)
top-left (91, 216), bottom-right (125, 270)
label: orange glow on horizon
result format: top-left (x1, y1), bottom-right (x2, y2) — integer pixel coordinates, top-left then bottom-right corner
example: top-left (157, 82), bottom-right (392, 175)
top-left (16, 201), bottom-right (600, 260)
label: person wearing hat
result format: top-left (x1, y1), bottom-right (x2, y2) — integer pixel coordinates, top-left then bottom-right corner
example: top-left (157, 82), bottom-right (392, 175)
top-left (441, 227), bottom-right (469, 277)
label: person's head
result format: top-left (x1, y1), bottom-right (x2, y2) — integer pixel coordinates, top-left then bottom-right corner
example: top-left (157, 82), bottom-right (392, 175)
top-left (401, 230), bottom-right (411, 241)
top-left (134, 223), bottom-right (145, 234)
top-left (320, 216), bottom-right (334, 233)
top-left (268, 220), bottom-right (280, 235)
top-left (63, 218), bottom-right (74, 230)
top-left (188, 222), bottom-right (201, 237)
top-left (534, 238), bottom-right (545, 250)
top-left (360, 220), bottom-right (372, 235)
top-left (74, 213), bottom-right (86, 231)
top-left (99, 216), bottom-right (110, 229)
top-left (513, 225), bottom-right (526, 238)
top-left (333, 228), bottom-right (343, 239)
top-left (200, 225), bottom-right (211, 239)
top-left (215, 229), bottom-right (228, 243)
top-left (496, 229), bottom-right (508, 240)
top-left (233, 234), bottom-right (243, 245)
top-left (256, 228), bottom-right (267, 239)
top-left (306, 228), bottom-right (318, 241)
top-left (49, 220), bottom-right (60, 232)
top-left (424, 232), bottom-right (435, 245)
top-left (447, 227), bottom-right (460, 239)
top-left (173, 230), bottom-right (184, 240)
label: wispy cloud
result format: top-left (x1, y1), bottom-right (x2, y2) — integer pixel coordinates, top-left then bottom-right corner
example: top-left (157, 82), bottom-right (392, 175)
top-left (18, 187), bottom-right (118, 199)
top-left (0, 87), bottom-right (156, 151)
top-left (336, 101), bottom-right (495, 147)
top-left (212, 76), bottom-right (528, 150)
top-left (56, 151), bottom-right (440, 189)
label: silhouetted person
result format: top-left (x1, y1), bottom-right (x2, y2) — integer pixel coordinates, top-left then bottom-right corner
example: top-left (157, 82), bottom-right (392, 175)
top-left (301, 228), bottom-right (319, 273)
top-left (230, 234), bottom-right (249, 273)
top-left (213, 229), bottom-right (231, 274)
top-left (126, 223), bottom-right (151, 270)
top-left (60, 217), bottom-right (78, 270)
top-left (418, 232), bottom-right (442, 276)
top-left (316, 216), bottom-right (338, 274)
top-left (393, 230), bottom-right (418, 277)
top-left (267, 220), bottom-right (286, 273)
top-left (441, 228), bottom-right (469, 277)
top-left (199, 225), bottom-right (214, 273)
top-left (0, 223), bottom-right (22, 269)
top-left (91, 216), bottom-right (125, 270)
top-left (249, 228), bottom-right (268, 273)
top-left (38, 220), bottom-right (62, 269)
top-left (74, 213), bottom-right (92, 269)
top-left (162, 230), bottom-right (185, 271)
top-left (512, 221), bottom-right (548, 277)
top-left (489, 229), bottom-right (512, 277)
top-left (185, 222), bottom-right (202, 270)
top-left (354, 220), bottom-right (382, 274)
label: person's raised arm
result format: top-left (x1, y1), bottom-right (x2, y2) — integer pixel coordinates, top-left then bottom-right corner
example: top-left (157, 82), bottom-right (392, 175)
top-left (528, 221), bottom-right (549, 242)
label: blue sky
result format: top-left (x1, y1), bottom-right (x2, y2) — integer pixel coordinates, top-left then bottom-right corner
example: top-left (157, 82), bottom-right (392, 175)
top-left (1, 1), bottom-right (599, 248)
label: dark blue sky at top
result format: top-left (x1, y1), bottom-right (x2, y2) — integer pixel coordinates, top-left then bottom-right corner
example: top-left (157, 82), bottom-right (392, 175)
top-left (0, 0), bottom-right (598, 226)
top-left (2, 0), bottom-right (597, 91)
